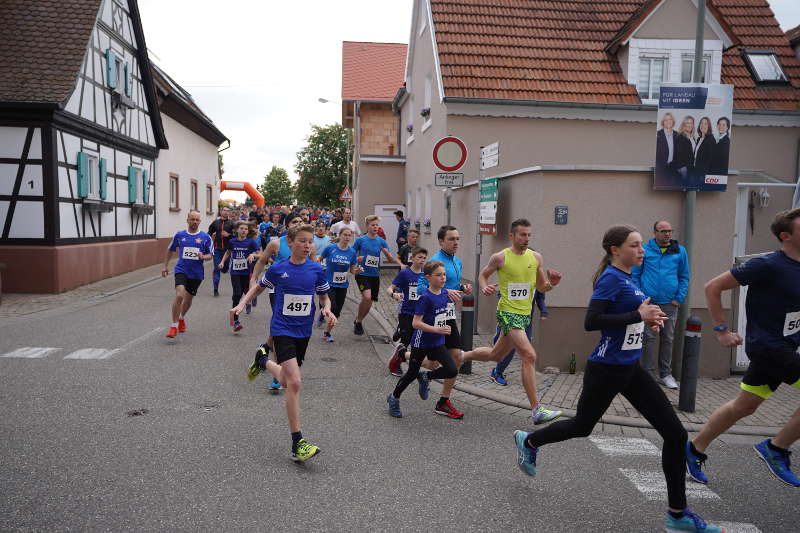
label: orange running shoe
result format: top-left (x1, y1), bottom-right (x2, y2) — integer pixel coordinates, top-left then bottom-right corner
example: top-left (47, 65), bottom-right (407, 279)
top-left (166, 326), bottom-right (178, 338)
top-left (434, 399), bottom-right (464, 419)
top-left (178, 318), bottom-right (186, 333)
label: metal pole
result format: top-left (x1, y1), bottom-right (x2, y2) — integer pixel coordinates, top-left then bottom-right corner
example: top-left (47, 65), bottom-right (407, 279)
top-left (460, 293), bottom-right (474, 374)
top-left (678, 316), bottom-right (703, 412)
top-left (473, 149), bottom-right (485, 335)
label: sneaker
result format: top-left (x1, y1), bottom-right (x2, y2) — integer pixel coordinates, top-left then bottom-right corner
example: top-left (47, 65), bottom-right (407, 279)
top-left (434, 399), bottom-right (464, 419)
top-left (491, 368), bottom-right (508, 386)
top-left (213, 289), bottom-right (219, 297)
top-left (353, 321), bottom-right (364, 336)
top-left (165, 326), bottom-right (178, 338)
top-left (269, 378), bottom-right (282, 391)
top-left (387, 394), bottom-right (402, 418)
top-left (292, 438), bottom-right (320, 462)
top-left (178, 318), bottom-right (186, 333)
top-left (686, 442), bottom-right (709, 484)
top-left (660, 375), bottom-right (679, 389)
top-left (247, 345), bottom-right (268, 381)
top-left (392, 326), bottom-right (401, 342)
top-left (323, 332), bottom-right (334, 343)
top-left (233, 321), bottom-right (243, 332)
top-left (665, 508), bottom-right (724, 532)
top-left (417, 372), bottom-right (430, 400)
top-left (754, 439), bottom-right (800, 487)
top-left (531, 406), bottom-right (562, 425)
top-left (245, 304), bottom-right (251, 315)
top-left (388, 345), bottom-right (405, 377)
top-left (514, 430), bottom-right (537, 477)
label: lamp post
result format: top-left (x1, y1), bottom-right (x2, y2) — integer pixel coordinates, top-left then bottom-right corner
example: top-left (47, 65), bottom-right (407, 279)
top-left (318, 97), bottom-right (353, 209)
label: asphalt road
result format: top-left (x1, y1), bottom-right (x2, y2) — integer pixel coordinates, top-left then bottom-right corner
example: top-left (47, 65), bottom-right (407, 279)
top-left (0, 271), bottom-right (795, 532)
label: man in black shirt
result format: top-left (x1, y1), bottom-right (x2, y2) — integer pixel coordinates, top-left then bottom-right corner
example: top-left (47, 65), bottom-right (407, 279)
top-left (208, 206), bottom-right (234, 296)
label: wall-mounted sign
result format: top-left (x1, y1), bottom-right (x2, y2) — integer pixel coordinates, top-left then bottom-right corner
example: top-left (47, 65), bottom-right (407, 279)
top-left (554, 205), bottom-right (568, 225)
top-left (480, 142), bottom-right (499, 170)
top-left (479, 177), bottom-right (498, 235)
top-left (434, 172), bottom-right (464, 187)
top-left (433, 136), bottom-right (468, 172)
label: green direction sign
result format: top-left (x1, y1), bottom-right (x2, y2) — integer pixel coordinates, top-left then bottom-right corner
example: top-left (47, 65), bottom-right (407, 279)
top-left (480, 178), bottom-right (498, 202)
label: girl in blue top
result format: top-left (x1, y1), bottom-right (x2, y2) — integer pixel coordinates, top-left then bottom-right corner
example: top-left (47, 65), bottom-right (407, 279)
top-left (219, 221), bottom-right (259, 330)
top-left (513, 225), bottom-right (724, 533)
top-left (318, 226), bottom-right (362, 342)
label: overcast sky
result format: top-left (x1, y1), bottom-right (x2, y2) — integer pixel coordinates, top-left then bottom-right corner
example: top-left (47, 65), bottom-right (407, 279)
top-left (138, 0), bottom-right (799, 203)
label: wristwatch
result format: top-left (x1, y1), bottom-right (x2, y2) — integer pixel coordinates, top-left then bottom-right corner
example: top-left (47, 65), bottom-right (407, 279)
top-left (712, 323), bottom-right (729, 332)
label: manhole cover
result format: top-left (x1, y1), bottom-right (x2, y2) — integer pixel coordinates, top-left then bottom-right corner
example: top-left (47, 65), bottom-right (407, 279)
top-left (369, 335), bottom-right (391, 344)
top-left (320, 357), bottom-right (338, 362)
top-left (126, 408), bottom-right (149, 417)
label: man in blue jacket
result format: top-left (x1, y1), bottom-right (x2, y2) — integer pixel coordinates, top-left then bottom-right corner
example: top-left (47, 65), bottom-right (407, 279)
top-left (632, 220), bottom-right (690, 389)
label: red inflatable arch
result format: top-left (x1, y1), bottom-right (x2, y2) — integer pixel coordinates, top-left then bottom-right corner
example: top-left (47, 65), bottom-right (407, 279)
top-left (219, 181), bottom-right (264, 208)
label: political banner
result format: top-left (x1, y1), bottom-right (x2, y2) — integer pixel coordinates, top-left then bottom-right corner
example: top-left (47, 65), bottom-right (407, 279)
top-left (654, 83), bottom-right (733, 192)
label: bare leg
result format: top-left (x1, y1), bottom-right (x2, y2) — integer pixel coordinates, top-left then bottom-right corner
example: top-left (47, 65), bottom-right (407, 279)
top-left (692, 390), bottom-right (764, 452)
top-left (356, 290), bottom-right (372, 323)
top-left (278, 358), bottom-right (302, 433)
top-left (171, 286), bottom-right (186, 322)
top-left (462, 334), bottom-right (513, 363)
top-left (505, 328), bottom-right (539, 409)
top-left (772, 407), bottom-right (800, 450)
top-left (180, 293), bottom-right (194, 316)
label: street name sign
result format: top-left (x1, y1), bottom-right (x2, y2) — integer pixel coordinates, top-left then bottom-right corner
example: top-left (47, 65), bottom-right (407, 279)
top-left (435, 172), bottom-right (464, 187)
top-left (480, 142), bottom-right (499, 170)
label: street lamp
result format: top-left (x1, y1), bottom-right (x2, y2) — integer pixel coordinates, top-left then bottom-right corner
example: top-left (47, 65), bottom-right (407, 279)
top-left (318, 97), bottom-right (352, 208)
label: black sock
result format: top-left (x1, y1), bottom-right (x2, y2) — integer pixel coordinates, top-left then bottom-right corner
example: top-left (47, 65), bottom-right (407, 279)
top-left (524, 434), bottom-right (537, 449)
top-left (436, 396), bottom-right (448, 407)
top-left (668, 510), bottom-right (685, 519)
top-left (767, 439), bottom-right (788, 454)
top-left (689, 441), bottom-right (707, 460)
top-left (291, 431), bottom-right (302, 450)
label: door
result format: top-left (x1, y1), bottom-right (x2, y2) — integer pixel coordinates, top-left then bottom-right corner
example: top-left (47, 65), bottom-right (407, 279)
top-left (374, 204), bottom-right (405, 254)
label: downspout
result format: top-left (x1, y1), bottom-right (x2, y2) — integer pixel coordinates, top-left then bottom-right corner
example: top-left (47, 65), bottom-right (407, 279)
top-left (217, 139), bottom-right (231, 184)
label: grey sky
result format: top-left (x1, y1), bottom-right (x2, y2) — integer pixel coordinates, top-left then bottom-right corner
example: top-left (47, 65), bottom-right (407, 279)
top-left (138, 0), bottom-right (799, 204)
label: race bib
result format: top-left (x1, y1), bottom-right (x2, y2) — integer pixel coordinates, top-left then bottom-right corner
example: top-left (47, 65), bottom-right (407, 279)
top-left (333, 271), bottom-right (348, 284)
top-left (622, 322), bottom-right (645, 350)
top-left (270, 236), bottom-right (279, 242)
top-left (784, 311), bottom-right (800, 337)
top-left (408, 285), bottom-right (418, 301)
top-left (434, 312), bottom-right (448, 329)
top-left (231, 258), bottom-right (248, 271)
top-left (508, 282), bottom-right (530, 301)
top-left (282, 294), bottom-right (312, 316)
top-left (182, 247), bottom-right (201, 260)
top-left (446, 302), bottom-right (456, 320)
top-left (365, 255), bottom-right (380, 268)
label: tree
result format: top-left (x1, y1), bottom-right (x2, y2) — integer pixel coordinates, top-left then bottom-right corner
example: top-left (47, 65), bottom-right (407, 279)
top-left (294, 124), bottom-right (351, 207)
top-left (258, 166), bottom-right (295, 206)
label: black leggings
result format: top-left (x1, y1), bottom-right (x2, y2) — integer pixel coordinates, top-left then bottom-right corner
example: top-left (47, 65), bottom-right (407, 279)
top-left (528, 360), bottom-right (688, 510)
top-left (230, 274), bottom-right (249, 308)
top-left (393, 345), bottom-right (457, 399)
top-left (329, 287), bottom-right (348, 318)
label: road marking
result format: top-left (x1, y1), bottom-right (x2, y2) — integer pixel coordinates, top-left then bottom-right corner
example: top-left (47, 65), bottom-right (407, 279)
top-left (1, 347), bottom-right (60, 359)
top-left (589, 436), bottom-right (660, 456)
top-left (714, 523), bottom-right (762, 533)
top-left (64, 348), bottom-right (119, 360)
top-left (114, 327), bottom-right (162, 355)
top-left (619, 469), bottom-right (720, 501)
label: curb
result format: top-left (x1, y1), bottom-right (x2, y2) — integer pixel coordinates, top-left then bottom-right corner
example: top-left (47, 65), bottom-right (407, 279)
top-left (97, 274), bottom-right (164, 298)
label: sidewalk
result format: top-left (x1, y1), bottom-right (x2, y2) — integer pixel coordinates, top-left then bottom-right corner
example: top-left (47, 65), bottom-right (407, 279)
top-left (366, 270), bottom-right (794, 437)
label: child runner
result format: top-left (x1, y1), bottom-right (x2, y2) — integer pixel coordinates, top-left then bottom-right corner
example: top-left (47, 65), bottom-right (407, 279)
top-left (233, 223), bottom-right (334, 462)
top-left (246, 221), bottom-right (260, 310)
top-left (319, 227), bottom-right (362, 342)
top-left (386, 247), bottom-right (428, 376)
top-left (398, 229), bottom-right (420, 267)
top-left (219, 221), bottom-right (259, 331)
top-left (162, 211), bottom-right (214, 338)
top-left (313, 221), bottom-right (333, 327)
top-left (513, 225), bottom-right (724, 533)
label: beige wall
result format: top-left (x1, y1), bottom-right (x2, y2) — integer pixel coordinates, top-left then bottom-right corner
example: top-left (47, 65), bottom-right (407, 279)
top-left (353, 161), bottom-right (405, 224)
top-left (634, 0), bottom-right (719, 40)
top-left (744, 187), bottom-right (798, 255)
top-left (359, 103), bottom-right (400, 156)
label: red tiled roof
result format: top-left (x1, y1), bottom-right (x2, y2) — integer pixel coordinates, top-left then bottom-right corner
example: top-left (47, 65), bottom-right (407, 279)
top-left (784, 23), bottom-right (800, 46)
top-left (342, 41), bottom-right (407, 102)
top-left (431, 0), bottom-right (800, 110)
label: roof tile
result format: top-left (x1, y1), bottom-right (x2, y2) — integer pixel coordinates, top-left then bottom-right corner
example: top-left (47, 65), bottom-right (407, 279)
top-left (341, 41), bottom-right (407, 102)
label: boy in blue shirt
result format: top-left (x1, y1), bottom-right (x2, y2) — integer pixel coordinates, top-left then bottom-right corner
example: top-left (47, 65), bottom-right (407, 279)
top-left (219, 221), bottom-right (259, 331)
top-left (386, 247), bottom-right (427, 376)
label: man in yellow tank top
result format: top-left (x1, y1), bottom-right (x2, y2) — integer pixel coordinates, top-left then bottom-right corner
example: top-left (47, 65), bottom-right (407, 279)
top-left (463, 218), bottom-right (563, 425)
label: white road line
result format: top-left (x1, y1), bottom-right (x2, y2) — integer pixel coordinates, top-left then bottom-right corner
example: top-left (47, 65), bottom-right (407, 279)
top-left (714, 523), bottom-right (762, 533)
top-left (64, 348), bottom-right (119, 360)
top-left (619, 469), bottom-right (720, 501)
top-left (589, 436), bottom-right (661, 456)
top-left (113, 327), bottom-right (163, 356)
top-left (1, 347), bottom-right (60, 359)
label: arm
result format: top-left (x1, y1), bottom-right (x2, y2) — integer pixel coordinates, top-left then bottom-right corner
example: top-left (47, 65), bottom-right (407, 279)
top-left (674, 248), bottom-right (690, 304)
top-left (230, 282), bottom-right (266, 318)
top-left (412, 314), bottom-right (450, 336)
top-left (250, 240), bottom-right (277, 286)
top-left (382, 247), bottom-right (404, 267)
top-left (704, 271), bottom-right (743, 347)
top-left (219, 250), bottom-right (230, 268)
top-left (386, 283), bottom-right (402, 301)
top-left (584, 297), bottom-right (666, 332)
top-left (479, 251), bottom-right (503, 296)
top-left (318, 293), bottom-right (336, 327)
top-left (162, 248), bottom-right (174, 277)
top-left (534, 251), bottom-right (561, 292)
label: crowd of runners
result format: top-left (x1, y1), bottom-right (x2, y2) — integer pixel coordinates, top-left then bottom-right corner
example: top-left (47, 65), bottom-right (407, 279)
top-left (160, 202), bottom-right (800, 533)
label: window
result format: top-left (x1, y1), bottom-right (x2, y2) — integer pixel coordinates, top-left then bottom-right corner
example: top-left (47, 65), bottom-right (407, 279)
top-left (190, 180), bottom-right (198, 211)
top-left (743, 51), bottom-right (788, 83)
top-left (680, 55), bottom-right (711, 83)
top-left (638, 57), bottom-right (666, 100)
top-left (206, 185), bottom-right (213, 214)
top-left (169, 174), bottom-right (179, 211)
top-left (86, 155), bottom-right (99, 199)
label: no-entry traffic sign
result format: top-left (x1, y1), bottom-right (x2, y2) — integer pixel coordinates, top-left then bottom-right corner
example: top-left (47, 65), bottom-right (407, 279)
top-left (432, 136), bottom-right (468, 172)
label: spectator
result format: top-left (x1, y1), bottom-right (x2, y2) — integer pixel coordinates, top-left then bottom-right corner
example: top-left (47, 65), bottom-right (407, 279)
top-left (395, 210), bottom-right (409, 251)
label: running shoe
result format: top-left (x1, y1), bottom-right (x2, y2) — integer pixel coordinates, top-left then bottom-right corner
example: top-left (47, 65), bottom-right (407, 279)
top-left (165, 326), bottom-right (178, 338)
top-left (490, 368), bottom-right (508, 386)
top-left (434, 399), bottom-right (464, 419)
top-left (252, 297), bottom-right (257, 307)
top-left (388, 345), bottom-right (405, 377)
top-left (247, 346), bottom-right (268, 381)
top-left (417, 372), bottom-right (430, 400)
top-left (754, 439), bottom-right (800, 487)
top-left (392, 326), bottom-right (401, 342)
top-left (531, 406), bottom-right (562, 425)
top-left (233, 321), bottom-right (243, 332)
top-left (353, 321), bottom-right (364, 336)
top-left (178, 318), bottom-right (186, 333)
top-left (269, 378), bottom-right (281, 391)
top-left (323, 332), bottom-right (334, 343)
top-left (665, 508), bottom-right (724, 532)
top-left (292, 439), bottom-right (320, 462)
top-left (514, 430), bottom-right (537, 477)
top-left (245, 304), bottom-right (251, 315)
top-left (387, 394), bottom-right (402, 418)
top-left (213, 289), bottom-right (219, 297)
top-left (686, 442), bottom-right (709, 484)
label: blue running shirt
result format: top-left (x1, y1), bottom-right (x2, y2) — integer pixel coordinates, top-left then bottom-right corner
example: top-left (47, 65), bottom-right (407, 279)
top-left (353, 235), bottom-right (388, 277)
top-left (411, 289), bottom-right (450, 348)
top-left (275, 235), bottom-right (292, 262)
top-left (418, 250), bottom-right (462, 292)
top-left (259, 259), bottom-right (329, 338)
top-left (321, 244), bottom-right (357, 288)
top-left (170, 230), bottom-right (213, 280)
top-left (393, 267), bottom-right (424, 315)
top-left (588, 266), bottom-right (647, 365)
top-left (227, 237), bottom-right (259, 274)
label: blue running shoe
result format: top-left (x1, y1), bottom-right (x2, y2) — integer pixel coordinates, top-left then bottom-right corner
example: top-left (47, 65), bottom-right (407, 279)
top-left (387, 394), bottom-right (402, 418)
top-left (323, 332), bottom-right (334, 343)
top-left (686, 442), bottom-right (708, 484)
top-left (269, 378), bottom-right (281, 391)
top-left (417, 371), bottom-right (430, 400)
top-left (754, 439), bottom-right (800, 487)
top-left (665, 508), bottom-right (724, 532)
top-left (490, 368), bottom-right (508, 386)
top-left (514, 430), bottom-right (537, 477)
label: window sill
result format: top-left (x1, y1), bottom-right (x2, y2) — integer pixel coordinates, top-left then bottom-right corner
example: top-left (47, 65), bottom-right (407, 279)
top-left (169, 207), bottom-right (181, 213)
top-left (406, 134), bottom-right (415, 145)
top-left (82, 199), bottom-right (114, 213)
top-left (132, 204), bottom-right (154, 215)
top-left (206, 210), bottom-right (214, 216)
top-left (421, 119), bottom-right (432, 133)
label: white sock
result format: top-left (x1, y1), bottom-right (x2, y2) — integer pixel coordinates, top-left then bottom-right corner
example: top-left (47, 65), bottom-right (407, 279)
top-left (171, 322), bottom-right (178, 327)
top-left (179, 314), bottom-right (185, 319)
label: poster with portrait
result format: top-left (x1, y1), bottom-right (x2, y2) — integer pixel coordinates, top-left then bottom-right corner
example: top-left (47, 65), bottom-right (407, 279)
top-left (654, 83), bottom-right (734, 192)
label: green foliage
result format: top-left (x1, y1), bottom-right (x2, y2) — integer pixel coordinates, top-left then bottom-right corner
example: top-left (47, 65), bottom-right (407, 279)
top-left (294, 124), bottom-right (351, 207)
top-left (258, 166), bottom-right (295, 206)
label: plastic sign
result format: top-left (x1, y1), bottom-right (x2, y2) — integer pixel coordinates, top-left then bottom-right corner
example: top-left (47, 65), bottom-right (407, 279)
top-left (435, 172), bottom-right (464, 187)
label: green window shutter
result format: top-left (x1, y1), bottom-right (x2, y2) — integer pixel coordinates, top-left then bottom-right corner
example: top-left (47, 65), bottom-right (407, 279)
top-left (77, 152), bottom-right (89, 198)
top-left (127, 165), bottom-right (137, 203)
top-left (99, 158), bottom-right (108, 200)
top-left (142, 170), bottom-right (149, 204)
top-left (105, 49), bottom-right (117, 89)
top-left (124, 63), bottom-right (131, 97)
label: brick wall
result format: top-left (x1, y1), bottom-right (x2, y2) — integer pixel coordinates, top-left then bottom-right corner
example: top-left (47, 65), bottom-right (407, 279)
top-left (359, 103), bottom-right (398, 156)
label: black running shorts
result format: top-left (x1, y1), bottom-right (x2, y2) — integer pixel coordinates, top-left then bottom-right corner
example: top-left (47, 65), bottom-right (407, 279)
top-left (741, 348), bottom-right (800, 400)
top-left (355, 274), bottom-right (380, 301)
top-left (273, 335), bottom-right (310, 366)
top-left (174, 273), bottom-right (202, 296)
top-left (444, 319), bottom-right (461, 350)
top-left (397, 313), bottom-right (414, 347)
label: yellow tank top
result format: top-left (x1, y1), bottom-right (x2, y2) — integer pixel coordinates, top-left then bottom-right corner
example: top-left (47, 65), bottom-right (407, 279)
top-left (498, 248), bottom-right (538, 315)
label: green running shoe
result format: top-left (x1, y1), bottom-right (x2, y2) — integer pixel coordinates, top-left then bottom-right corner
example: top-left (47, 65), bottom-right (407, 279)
top-left (292, 439), bottom-right (320, 462)
top-left (247, 345), bottom-right (268, 381)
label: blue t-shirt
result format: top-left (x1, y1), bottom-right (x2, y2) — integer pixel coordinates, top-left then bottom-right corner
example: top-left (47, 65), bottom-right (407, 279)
top-left (258, 222), bottom-right (269, 236)
top-left (321, 244), bottom-right (357, 288)
top-left (313, 235), bottom-right (333, 257)
top-left (259, 259), bottom-right (329, 338)
top-left (588, 266), bottom-right (647, 365)
top-left (353, 234), bottom-right (389, 277)
top-left (418, 250), bottom-right (462, 292)
top-left (393, 267), bottom-right (424, 315)
top-left (731, 250), bottom-right (800, 354)
top-left (227, 237), bottom-right (259, 274)
top-left (275, 235), bottom-right (292, 262)
top-left (170, 230), bottom-right (213, 280)
top-left (411, 289), bottom-right (450, 348)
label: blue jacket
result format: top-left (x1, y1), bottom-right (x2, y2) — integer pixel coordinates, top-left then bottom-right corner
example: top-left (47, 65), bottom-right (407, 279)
top-left (631, 239), bottom-right (690, 305)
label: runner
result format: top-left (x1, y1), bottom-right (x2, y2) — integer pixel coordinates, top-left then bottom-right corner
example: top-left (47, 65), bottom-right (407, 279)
top-left (219, 221), bottom-right (259, 331)
top-left (313, 221), bottom-right (334, 327)
top-left (463, 219), bottom-right (562, 424)
top-left (490, 290), bottom-right (548, 386)
top-left (208, 206), bottom-right (234, 297)
top-left (162, 211), bottom-right (213, 338)
top-left (386, 260), bottom-right (459, 418)
top-left (319, 227), bottom-right (362, 342)
top-left (330, 207), bottom-right (361, 237)
top-left (386, 247), bottom-right (427, 376)
top-left (398, 229), bottom-right (420, 267)
top-left (234, 223), bottom-right (334, 462)
top-left (511, 225), bottom-right (724, 533)
top-left (352, 215), bottom-right (404, 336)
top-left (686, 208), bottom-right (800, 487)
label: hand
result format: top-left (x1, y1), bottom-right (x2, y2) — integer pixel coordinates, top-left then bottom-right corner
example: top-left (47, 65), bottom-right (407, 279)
top-left (218, 262), bottom-right (225, 269)
top-left (221, 231), bottom-right (230, 238)
top-left (437, 325), bottom-right (452, 335)
top-left (392, 292), bottom-right (402, 302)
top-left (355, 266), bottom-right (364, 274)
top-left (356, 256), bottom-right (363, 263)
top-left (638, 297), bottom-right (667, 322)
top-left (161, 267), bottom-right (169, 277)
top-left (323, 309), bottom-right (338, 328)
top-left (447, 289), bottom-right (463, 303)
top-left (671, 300), bottom-right (680, 306)
top-left (482, 283), bottom-right (498, 296)
top-left (546, 269), bottom-right (562, 286)
top-left (715, 330), bottom-right (743, 347)
top-left (645, 318), bottom-right (665, 331)
top-left (248, 255), bottom-right (257, 264)
top-left (229, 307), bottom-right (243, 324)
top-left (462, 283), bottom-right (473, 295)
top-left (539, 316), bottom-right (548, 321)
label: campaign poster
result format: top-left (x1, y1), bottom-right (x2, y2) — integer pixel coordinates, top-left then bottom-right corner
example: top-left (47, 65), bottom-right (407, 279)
top-left (654, 83), bottom-right (734, 192)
